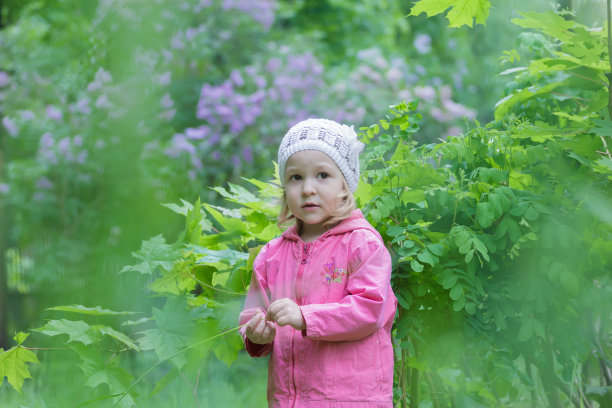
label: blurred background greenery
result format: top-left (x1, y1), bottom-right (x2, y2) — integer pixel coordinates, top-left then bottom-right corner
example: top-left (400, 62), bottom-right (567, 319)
top-left (0, 0), bottom-right (609, 407)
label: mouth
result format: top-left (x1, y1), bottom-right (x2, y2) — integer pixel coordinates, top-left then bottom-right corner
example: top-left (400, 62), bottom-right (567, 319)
top-left (302, 203), bottom-right (319, 209)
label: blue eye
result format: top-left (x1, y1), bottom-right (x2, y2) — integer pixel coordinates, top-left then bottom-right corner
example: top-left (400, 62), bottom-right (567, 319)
top-left (318, 172), bottom-right (329, 179)
top-left (289, 174), bottom-right (302, 181)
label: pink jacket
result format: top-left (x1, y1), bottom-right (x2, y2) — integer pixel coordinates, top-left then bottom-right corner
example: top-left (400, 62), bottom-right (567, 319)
top-left (239, 210), bottom-right (397, 408)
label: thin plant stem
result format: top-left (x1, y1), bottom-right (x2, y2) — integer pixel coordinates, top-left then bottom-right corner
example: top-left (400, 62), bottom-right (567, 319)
top-left (112, 323), bottom-right (246, 407)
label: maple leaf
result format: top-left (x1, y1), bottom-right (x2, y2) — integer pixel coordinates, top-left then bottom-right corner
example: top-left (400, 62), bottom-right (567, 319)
top-left (0, 333), bottom-right (39, 394)
top-left (409, 0), bottom-right (491, 28)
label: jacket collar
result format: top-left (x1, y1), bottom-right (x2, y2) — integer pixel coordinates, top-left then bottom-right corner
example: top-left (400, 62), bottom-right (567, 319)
top-left (281, 209), bottom-right (381, 243)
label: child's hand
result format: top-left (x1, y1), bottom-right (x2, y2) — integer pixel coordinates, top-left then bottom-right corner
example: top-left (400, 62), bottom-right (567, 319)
top-left (266, 298), bottom-right (306, 331)
top-left (245, 311), bottom-right (276, 345)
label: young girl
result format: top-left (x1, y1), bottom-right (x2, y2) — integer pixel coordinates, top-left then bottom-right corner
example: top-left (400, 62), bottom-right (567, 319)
top-left (239, 118), bottom-right (397, 408)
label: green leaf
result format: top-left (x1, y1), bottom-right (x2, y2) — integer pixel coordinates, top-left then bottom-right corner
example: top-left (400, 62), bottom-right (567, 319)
top-left (190, 246), bottom-right (249, 266)
top-left (417, 249), bottom-right (438, 266)
top-left (427, 243), bottom-right (445, 256)
top-left (476, 201), bottom-right (495, 228)
top-left (13, 332), bottom-right (30, 345)
top-left (409, 0), bottom-right (491, 28)
top-left (0, 345), bottom-right (39, 394)
top-left (120, 235), bottom-right (181, 275)
top-left (137, 297), bottom-right (194, 369)
top-left (511, 11), bottom-right (575, 42)
top-left (160, 199), bottom-right (193, 216)
top-left (441, 274), bottom-right (458, 289)
top-left (94, 325), bottom-right (140, 350)
top-left (450, 284), bottom-right (464, 300)
top-left (518, 318), bottom-right (534, 342)
top-left (453, 296), bottom-right (466, 311)
top-left (72, 343), bottom-right (135, 408)
top-left (47, 304), bottom-right (139, 316)
top-left (494, 83), bottom-right (560, 121)
top-left (411, 259), bottom-right (424, 273)
top-left (560, 270), bottom-right (580, 296)
top-left (35, 319), bottom-right (96, 345)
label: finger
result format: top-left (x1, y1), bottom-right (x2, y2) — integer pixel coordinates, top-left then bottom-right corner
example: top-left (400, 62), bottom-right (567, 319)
top-left (266, 304), bottom-right (277, 322)
top-left (253, 315), bottom-right (268, 338)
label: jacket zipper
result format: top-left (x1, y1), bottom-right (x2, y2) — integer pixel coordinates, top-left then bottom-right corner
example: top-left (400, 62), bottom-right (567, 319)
top-left (292, 242), bottom-right (311, 408)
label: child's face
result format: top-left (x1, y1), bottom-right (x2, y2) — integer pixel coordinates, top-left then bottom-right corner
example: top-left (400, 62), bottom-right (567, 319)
top-left (284, 150), bottom-right (346, 239)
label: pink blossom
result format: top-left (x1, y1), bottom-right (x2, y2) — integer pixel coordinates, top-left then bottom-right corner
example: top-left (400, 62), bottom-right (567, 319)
top-left (0, 183), bottom-right (9, 194)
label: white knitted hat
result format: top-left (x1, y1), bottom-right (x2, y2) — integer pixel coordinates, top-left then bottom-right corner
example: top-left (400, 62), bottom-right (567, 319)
top-left (278, 118), bottom-right (364, 192)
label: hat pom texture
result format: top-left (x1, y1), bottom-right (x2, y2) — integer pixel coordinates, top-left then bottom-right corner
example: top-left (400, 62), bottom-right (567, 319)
top-left (278, 118), bottom-right (364, 192)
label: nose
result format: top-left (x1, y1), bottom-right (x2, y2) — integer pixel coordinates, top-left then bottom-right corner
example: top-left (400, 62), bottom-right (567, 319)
top-left (302, 177), bottom-right (316, 195)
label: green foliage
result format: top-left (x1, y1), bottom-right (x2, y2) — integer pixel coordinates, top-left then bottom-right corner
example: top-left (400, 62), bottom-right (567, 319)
top-left (0, 333), bottom-right (39, 394)
top-left (409, 0), bottom-right (491, 28)
top-left (2, 1), bottom-right (611, 407)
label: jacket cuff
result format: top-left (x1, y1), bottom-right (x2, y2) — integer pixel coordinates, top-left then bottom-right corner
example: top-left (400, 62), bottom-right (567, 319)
top-left (300, 305), bottom-right (318, 338)
top-left (244, 337), bottom-right (273, 357)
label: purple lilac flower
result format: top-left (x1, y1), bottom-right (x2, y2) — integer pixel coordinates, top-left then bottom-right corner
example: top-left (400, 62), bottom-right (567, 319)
top-left (223, 0), bottom-right (276, 30)
top-left (242, 145), bottom-right (253, 163)
top-left (161, 93), bottom-right (174, 109)
top-left (71, 97), bottom-right (92, 115)
top-left (414, 85), bottom-right (436, 102)
top-left (76, 150), bottom-right (88, 164)
top-left (40, 132), bottom-right (54, 148)
top-left (171, 34), bottom-right (185, 50)
top-left (0, 71), bottom-right (9, 87)
top-left (159, 108), bottom-right (176, 121)
top-left (414, 34), bottom-right (432, 54)
top-left (166, 133), bottom-right (196, 158)
top-left (95, 95), bottom-right (113, 109)
top-left (20, 110), bottom-right (35, 120)
top-left (194, 0), bottom-right (212, 13)
top-left (57, 137), bottom-right (72, 159)
top-left (185, 126), bottom-right (209, 140)
top-left (2, 117), bottom-right (18, 137)
top-left (266, 57), bottom-right (282, 72)
top-left (385, 67), bottom-right (403, 85)
top-left (158, 71), bottom-right (172, 86)
top-left (46, 105), bottom-right (63, 121)
top-left (443, 99), bottom-right (476, 120)
top-left (36, 177), bottom-right (54, 189)
top-left (87, 68), bottom-right (112, 92)
top-left (230, 69), bottom-right (245, 87)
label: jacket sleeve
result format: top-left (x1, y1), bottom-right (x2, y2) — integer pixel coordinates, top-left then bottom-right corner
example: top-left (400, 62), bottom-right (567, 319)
top-left (300, 230), bottom-right (396, 342)
top-left (238, 244), bottom-right (274, 357)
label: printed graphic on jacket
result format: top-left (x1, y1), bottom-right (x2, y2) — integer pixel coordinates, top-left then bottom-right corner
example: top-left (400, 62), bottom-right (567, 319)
top-left (321, 262), bottom-right (347, 284)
